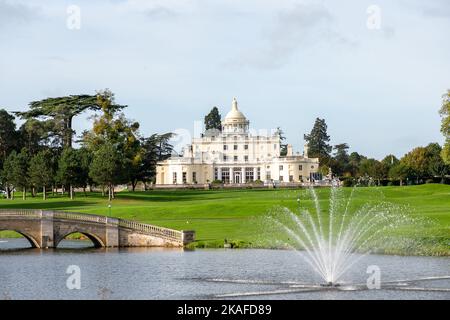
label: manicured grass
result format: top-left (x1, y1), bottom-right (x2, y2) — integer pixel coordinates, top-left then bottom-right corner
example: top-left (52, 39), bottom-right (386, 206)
top-left (0, 184), bottom-right (449, 255)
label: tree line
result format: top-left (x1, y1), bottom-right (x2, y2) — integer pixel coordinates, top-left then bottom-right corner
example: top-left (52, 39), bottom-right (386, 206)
top-left (303, 90), bottom-right (450, 186)
top-left (0, 89), bottom-right (174, 200)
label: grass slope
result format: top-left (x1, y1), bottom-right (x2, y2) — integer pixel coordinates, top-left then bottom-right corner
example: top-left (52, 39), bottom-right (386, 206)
top-left (0, 184), bottom-right (449, 254)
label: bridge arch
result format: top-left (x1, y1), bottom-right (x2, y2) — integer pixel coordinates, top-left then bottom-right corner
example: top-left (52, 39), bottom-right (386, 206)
top-left (0, 229), bottom-right (41, 248)
top-left (54, 231), bottom-right (105, 248)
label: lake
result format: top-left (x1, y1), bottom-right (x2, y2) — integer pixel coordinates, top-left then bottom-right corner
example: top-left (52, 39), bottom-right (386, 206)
top-left (0, 239), bottom-right (449, 300)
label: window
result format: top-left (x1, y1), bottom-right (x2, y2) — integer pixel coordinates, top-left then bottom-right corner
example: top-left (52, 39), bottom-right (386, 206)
top-left (244, 145), bottom-right (248, 150)
top-left (245, 168), bottom-right (254, 181)
top-left (289, 175), bottom-right (294, 182)
top-left (244, 155), bottom-right (248, 162)
top-left (223, 155), bottom-right (228, 162)
top-left (280, 176), bottom-right (284, 182)
top-left (279, 165), bottom-right (283, 171)
top-left (172, 172), bottom-right (177, 184)
top-left (299, 175), bottom-right (303, 182)
top-left (214, 168), bottom-right (218, 181)
top-left (299, 165), bottom-right (303, 171)
top-left (257, 168), bottom-right (261, 180)
top-left (266, 173), bottom-right (271, 180)
top-left (234, 145), bottom-right (238, 150)
top-left (311, 165), bottom-right (315, 169)
top-left (192, 172), bottom-right (197, 183)
top-left (222, 168), bottom-right (230, 183)
top-left (223, 145), bottom-right (228, 150)
top-left (182, 172), bottom-right (187, 184)
top-left (234, 156), bottom-right (238, 162)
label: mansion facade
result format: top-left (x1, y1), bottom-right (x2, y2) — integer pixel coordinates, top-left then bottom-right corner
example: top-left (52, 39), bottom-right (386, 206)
top-left (156, 98), bottom-right (320, 185)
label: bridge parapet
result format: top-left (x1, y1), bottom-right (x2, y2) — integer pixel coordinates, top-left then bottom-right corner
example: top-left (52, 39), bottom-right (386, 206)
top-left (0, 209), bottom-right (42, 218)
top-left (0, 209), bottom-right (195, 248)
top-left (118, 219), bottom-right (183, 242)
top-left (53, 211), bottom-right (109, 224)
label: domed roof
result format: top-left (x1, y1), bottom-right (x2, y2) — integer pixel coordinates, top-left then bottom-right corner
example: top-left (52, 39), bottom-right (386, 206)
top-left (224, 98), bottom-right (247, 122)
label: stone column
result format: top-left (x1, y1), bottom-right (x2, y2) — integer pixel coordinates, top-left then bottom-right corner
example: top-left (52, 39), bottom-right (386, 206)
top-left (105, 217), bottom-right (119, 247)
top-left (241, 167), bottom-right (246, 184)
top-left (218, 167), bottom-right (222, 181)
top-left (230, 167), bottom-right (233, 184)
top-left (253, 167), bottom-right (258, 182)
top-left (41, 210), bottom-right (54, 248)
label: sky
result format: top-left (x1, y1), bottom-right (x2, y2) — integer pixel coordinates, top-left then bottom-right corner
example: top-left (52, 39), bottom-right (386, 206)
top-left (0, 0), bottom-right (449, 159)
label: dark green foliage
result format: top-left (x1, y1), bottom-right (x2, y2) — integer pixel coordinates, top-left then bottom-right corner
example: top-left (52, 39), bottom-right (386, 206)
top-left (304, 118), bottom-right (332, 162)
top-left (204, 107), bottom-right (222, 131)
top-left (28, 149), bottom-right (54, 199)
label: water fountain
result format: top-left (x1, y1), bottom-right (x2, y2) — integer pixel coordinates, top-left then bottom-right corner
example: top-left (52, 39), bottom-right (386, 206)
top-left (268, 184), bottom-right (415, 286)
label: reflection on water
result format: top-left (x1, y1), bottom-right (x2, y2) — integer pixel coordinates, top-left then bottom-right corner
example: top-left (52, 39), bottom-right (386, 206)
top-left (0, 238), bottom-right (449, 300)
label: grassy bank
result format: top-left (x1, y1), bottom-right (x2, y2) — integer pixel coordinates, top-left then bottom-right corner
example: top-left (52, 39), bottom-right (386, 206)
top-left (0, 184), bottom-right (449, 255)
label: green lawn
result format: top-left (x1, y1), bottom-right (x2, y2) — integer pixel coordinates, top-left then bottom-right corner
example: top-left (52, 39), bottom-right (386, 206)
top-left (0, 184), bottom-right (449, 255)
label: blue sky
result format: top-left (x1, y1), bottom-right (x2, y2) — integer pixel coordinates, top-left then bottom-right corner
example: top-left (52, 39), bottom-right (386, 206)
top-left (0, 0), bottom-right (449, 159)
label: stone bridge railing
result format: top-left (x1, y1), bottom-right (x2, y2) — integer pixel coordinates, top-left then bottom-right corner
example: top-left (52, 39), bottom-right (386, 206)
top-left (0, 209), bottom-right (194, 247)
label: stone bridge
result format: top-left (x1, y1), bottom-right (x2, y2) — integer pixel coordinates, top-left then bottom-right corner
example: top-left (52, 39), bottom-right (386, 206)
top-left (0, 209), bottom-right (195, 248)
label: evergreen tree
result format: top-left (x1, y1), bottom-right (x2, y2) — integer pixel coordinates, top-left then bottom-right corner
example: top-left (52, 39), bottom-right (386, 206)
top-left (304, 118), bottom-right (332, 162)
top-left (277, 127), bottom-right (288, 156)
top-left (28, 150), bottom-right (54, 200)
top-left (331, 143), bottom-right (350, 177)
top-left (57, 148), bottom-right (82, 199)
top-left (0, 109), bottom-right (19, 165)
top-left (15, 92), bottom-right (125, 149)
top-left (89, 143), bottom-right (121, 201)
top-left (3, 150), bottom-right (30, 199)
top-left (204, 107), bottom-right (222, 132)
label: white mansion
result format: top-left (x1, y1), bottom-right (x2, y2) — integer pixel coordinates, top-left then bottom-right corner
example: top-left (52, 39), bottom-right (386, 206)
top-left (156, 98), bottom-right (320, 185)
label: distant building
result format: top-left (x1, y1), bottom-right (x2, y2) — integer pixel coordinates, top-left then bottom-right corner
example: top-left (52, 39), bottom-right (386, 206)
top-left (156, 98), bottom-right (320, 185)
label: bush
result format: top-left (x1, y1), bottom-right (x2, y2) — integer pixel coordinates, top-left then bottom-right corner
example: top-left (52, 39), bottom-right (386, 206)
top-left (341, 177), bottom-right (354, 187)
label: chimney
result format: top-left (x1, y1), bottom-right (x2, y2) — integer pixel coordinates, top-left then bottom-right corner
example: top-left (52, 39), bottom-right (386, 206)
top-left (304, 143), bottom-right (309, 158)
top-left (287, 144), bottom-right (293, 156)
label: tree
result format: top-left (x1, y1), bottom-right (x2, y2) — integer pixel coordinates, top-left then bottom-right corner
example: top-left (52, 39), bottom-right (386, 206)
top-left (204, 106), bottom-right (222, 132)
top-left (401, 147), bottom-right (429, 183)
top-left (89, 143), bottom-right (121, 201)
top-left (348, 152), bottom-right (366, 177)
top-left (380, 154), bottom-right (399, 182)
top-left (277, 127), bottom-right (288, 156)
top-left (0, 109), bottom-right (20, 197)
top-left (389, 162), bottom-right (410, 186)
top-left (57, 148), bottom-right (83, 199)
top-left (331, 143), bottom-right (350, 177)
top-left (138, 133), bottom-right (175, 188)
top-left (304, 118), bottom-right (332, 163)
top-left (28, 150), bottom-right (54, 200)
top-left (0, 109), bottom-right (19, 165)
top-left (2, 150), bottom-right (29, 199)
top-left (15, 91), bottom-right (126, 149)
top-left (78, 147), bottom-right (93, 194)
top-left (439, 90), bottom-right (450, 164)
top-left (82, 90), bottom-right (141, 191)
top-left (426, 143), bottom-right (448, 183)
top-left (359, 158), bottom-right (384, 185)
